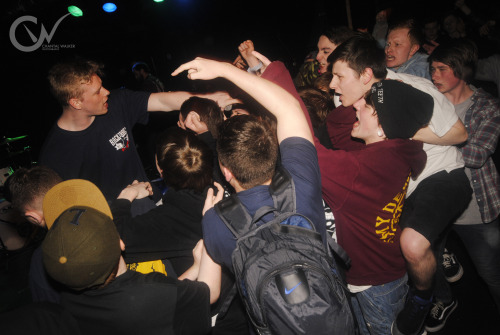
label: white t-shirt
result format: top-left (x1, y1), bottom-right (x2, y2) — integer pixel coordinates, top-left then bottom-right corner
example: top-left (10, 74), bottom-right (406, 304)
top-left (386, 70), bottom-right (464, 196)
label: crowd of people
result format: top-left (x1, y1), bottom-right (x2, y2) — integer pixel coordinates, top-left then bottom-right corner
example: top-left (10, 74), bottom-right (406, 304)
top-left (1, 1), bottom-right (499, 334)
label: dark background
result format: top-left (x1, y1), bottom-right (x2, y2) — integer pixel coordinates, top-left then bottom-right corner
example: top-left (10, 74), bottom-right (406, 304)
top-left (0, 0), bottom-right (490, 163)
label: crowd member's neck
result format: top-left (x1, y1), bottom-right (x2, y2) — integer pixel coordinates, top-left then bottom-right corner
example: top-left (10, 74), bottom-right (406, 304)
top-left (117, 240), bottom-right (128, 277)
top-left (58, 109), bottom-right (96, 131)
top-left (444, 82), bottom-right (474, 106)
top-left (117, 256), bottom-right (127, 277)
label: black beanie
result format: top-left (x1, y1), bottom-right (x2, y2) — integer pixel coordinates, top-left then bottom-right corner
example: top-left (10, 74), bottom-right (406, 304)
top-left (370, 80), bottom-right (433, 139)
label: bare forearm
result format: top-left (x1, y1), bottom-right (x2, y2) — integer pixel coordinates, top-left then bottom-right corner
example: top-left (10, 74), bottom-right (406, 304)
top-left (197, 248), bottom-right (221, 304)
top-left (148, 91), bottom-right (194, 112)
top-left (178, 264), bottom-right (200, 281)
top-left (412, 120), bottom-right (468, 145)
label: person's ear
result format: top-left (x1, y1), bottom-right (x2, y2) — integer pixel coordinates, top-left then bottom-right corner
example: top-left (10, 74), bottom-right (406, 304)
top-left (120, 239), bottom-right (126, 251)
top-left (68, 98), bottom-right (82, 110)
top-left (361, 68), bottom-right (374, 85)
top-left (409, 44), bottom-right (420, 57)
top-left (155, 155), bottom-right (163, 177)
top-left (221, 165), bottom-right (234, 183)
top-left (24, 209), bottom-right (45, 228)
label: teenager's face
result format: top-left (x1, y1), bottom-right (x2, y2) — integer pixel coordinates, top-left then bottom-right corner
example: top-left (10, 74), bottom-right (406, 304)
top-left (351, 98), bottom-right (381, 143)
top-left (424, 22), bottom-right (440, 41)
top-left (78, 74), bottom-right (110, 116)
top-left (316, 35), bottom-right (337, 74)
top-left (430, 61), bottom-right (461, 95)
top-left (330, 61), bottom-right (367, 107)
top-left (385, 28), bottom-right (417, 69)
top-left (443, 15), bottom-right (457, 34)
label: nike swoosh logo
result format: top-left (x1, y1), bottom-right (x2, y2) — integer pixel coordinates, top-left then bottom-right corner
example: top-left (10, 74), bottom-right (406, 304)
top-left (285, 282), bottom-right (302, 295)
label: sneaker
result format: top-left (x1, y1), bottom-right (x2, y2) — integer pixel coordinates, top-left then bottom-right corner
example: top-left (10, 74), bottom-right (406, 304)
top-left (442, 248), bottom-right (464, 283)
top-left (392, 291), bottom-right (432, 335)
top-left (425, 299), bottom-right (458, 333)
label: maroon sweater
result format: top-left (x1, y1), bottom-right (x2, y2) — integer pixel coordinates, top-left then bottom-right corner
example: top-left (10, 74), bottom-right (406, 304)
top-left (316, 138), bottom-right (426, 286)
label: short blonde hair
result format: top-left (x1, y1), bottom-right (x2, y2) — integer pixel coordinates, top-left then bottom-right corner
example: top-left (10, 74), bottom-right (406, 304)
top-left (48, 59), bottom-right (104, 107)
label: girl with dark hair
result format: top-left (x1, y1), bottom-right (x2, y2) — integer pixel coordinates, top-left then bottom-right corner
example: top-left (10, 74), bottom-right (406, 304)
top-left (111, 127), bottom-right (214, 275)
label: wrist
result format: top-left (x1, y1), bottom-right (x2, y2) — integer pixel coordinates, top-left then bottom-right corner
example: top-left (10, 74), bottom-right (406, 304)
top-left (247, 61), bottom-right (263, 74)
top-left (117, 188), bottom-right (138, 202)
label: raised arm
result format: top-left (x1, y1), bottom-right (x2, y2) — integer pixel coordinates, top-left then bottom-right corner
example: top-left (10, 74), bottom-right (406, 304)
top-left (238, 40), bottom-right (267, 75)
top-left (172, 57), bottom-right (313, 144)
top-left (148, 91), bottom-right (238, 112)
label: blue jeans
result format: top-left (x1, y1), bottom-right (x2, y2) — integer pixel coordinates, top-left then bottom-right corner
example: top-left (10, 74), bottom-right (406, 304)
top-left (350, 274), bottom-right (408, 335)
top-left (434, 219), bottom-right (500, 314)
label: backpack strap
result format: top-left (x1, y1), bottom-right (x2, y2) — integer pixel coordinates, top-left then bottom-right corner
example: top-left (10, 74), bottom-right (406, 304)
top-left (212, 279), bottom-right (239, 320)
top-left (215, 167), bottom-right (296, 236)
top-left (269, 167), bottom-right (351, 270)
top-left (214, 195), bottom-right (253, 239)
top-left (269, 167), bottom-right (296, 213)
top-left (326, 233), bottom-right (351, 270)
top-left (251, 205), bottom-right (278, 224)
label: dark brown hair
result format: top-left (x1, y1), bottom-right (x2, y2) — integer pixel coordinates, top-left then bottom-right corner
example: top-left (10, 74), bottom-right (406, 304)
top-left (156, 128), bottom-right (213, 193)
top-left (428, 38), bottom-right (478, 83)
top-left (217, 115), bottom-right (278, 189)
top-left (180, 97), bottom-right (224, 139)
top-left (298, 87), bottom-right (335, 129)
top-left (7, 166), bottom-right (63, 213)
top-left (329, 32), bottom-right (388, 80)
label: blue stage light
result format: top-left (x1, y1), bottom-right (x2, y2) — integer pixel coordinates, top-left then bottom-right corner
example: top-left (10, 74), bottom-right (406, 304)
top-left (103, 3), bottom-right (117, 12)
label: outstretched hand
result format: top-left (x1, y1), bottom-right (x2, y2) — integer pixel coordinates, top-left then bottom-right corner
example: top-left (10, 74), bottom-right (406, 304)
top-left (172, 58), bottom-right (241, 109)
top-left (172, 57), bottom-right (230, 81)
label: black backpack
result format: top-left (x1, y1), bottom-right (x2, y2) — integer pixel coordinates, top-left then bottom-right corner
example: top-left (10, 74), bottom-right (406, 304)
top-left (214, 167), bottom-right (357, 335)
